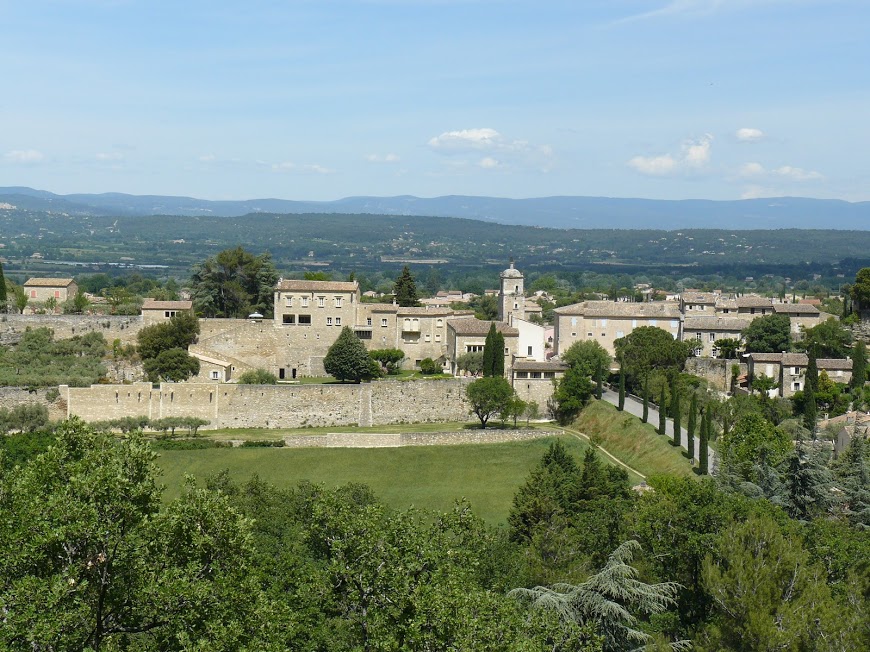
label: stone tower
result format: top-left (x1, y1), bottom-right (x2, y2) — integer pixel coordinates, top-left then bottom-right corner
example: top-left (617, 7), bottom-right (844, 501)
top-left (498, 260), bottom-right (525, 325)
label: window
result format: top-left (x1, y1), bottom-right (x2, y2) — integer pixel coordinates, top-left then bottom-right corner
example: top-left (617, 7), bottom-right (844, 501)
top-left (527, 346), bottom-right (533, 355)
top-left (367, 317), bottom-right (372, 326)
top-left (695, 332), bottom-right (702, 341)
top-left (516, 371), bottom-right (529, 379)
top-left (335, 317), bottom-right (341, 326)
top-left (750, 308), bottom-right (756, 314)
top-left (301, 297), bottom-right (309, 307)
top-left (466, 344), bottom-right (484, 353)
top-left (285, 296), bottom-right (292, 307)
top-left (317, 296), bottom-right (325, 307)
top-left (334, 296), bottom-right (343, 307)
top-left (327, 317), bottom-right (333, 326)
top-left (298, 314), bottom-right (311, 325)
top-left (632, 319), bottom-right (637, 328)
top-left (514, 303), bottom-right (518, 309)
top-left (211, 371), bottom-right (220, 380)
top-left (282, 314), bottom-right (295, 325)
top-left (54, 290), bottom-right (60, 299)
top-left (601, 332), bottom-right (606, 337)
top-left (381, 318), bottom-right (388, 327)
top-left (723, 308), bottom-right (730, 314)
top-left (504, 347), bottom-right (509, 355)
top-left (793, 382), bottom-right (801, 391)
top-left (530, 371), bottom-right (542, 379)
top-left (30, 290), bottom-right (37, 298)
top-left (792, 366), bottom-right (799, 375)
top-left (586, 332), bottom-right (592, 337)
top-left (424, 334), bottom-right (431, 342)
top-left (435, 333), bottom-right (441, 341)
top-left (709, 333), bottom-right (716, 342)
top-left (356, 330), bottom-right (372, 340)
top-left (515, 285), bottom-right (519, 293)
top-left (436, 318), bottom-right (443, 327)
top-left (616, 331), bottom-right (624, 338)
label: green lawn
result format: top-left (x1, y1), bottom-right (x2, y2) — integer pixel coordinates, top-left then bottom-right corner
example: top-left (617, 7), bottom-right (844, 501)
top-left (570, 400), bottom-right (696, 479)
top-left (155, 434), bottom-right (593, 524)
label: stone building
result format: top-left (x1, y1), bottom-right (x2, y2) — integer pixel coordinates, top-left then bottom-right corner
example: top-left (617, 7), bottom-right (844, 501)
top-left (141, 299), bottom-right (194, 326)
top-left (23, 277), bottom-right (78, 305)
top-left (511, 359), bottom-right (568, 408)
top-left (772, 303), bottom-right (824, 335)
top-left (746, 352), bottom-right (853, 398)
top-left (446, 318), bottom-right (519, 376)
top-left (683, 316), bottom-right (750, 357)
top-left (498, 261), bottom-right (525, 325)
top-left (553, 300), bottom-right (682, 356)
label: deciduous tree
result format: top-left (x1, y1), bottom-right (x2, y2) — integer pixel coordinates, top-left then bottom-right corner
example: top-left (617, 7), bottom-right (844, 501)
top-left (465, 376), bottom-right (514, 429)
top-left (742, 313), bottom-right (791, 353)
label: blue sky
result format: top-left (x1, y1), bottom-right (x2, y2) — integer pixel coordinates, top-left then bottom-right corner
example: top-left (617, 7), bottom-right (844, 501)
top-left (2, 0), bottom-right (869, 202)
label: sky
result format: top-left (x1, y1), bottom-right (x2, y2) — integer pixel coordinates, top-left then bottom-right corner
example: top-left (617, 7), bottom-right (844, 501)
top-left (1, 0), bottom-right (869, 202)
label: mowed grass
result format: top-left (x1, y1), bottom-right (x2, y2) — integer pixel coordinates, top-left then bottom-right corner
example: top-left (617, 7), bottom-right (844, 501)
top-left (571, 400), bottom-right (695, 479)
top-left (156, 434), bottom-right (594, 524)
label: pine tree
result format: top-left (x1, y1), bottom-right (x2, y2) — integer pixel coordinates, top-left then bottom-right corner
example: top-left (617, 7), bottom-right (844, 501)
top-left (617, 367), bottom-right (625, 411)
top-left (780, 439), bottom-right (834, 521)
top-left (482, 323), bottom-right (497, 377)
top-left (851, 340), bottom-right (867, 391)
top-left (687, 394), bottom-right (697, 461)
top-left (393, 265), bottom-right (420, 307)
top-left (672, 386), bottom-right (681, 448)
top-left (641, 375), bottom-right (649, 423)
top-left (835, 435), bottom-right (870, 528)
top-left (658, 385), bottom-right (667, 435)
top-left (698, 413), bottom-right (710, 475)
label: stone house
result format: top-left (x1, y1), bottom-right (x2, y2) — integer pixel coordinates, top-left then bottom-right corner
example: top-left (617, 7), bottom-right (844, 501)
top-left (511, 359), bottom-right (568, 408)
top-left (747, 352), bottom-right (853, 398)
top-left (680, 291), bottom-right (719, 315)
top-left (553, 300), bottom-right (682, 356)
top-left (772, 303), bottom-right (823, 335)
top-left (683, 316), bottom-right (750, 357)
top-left (446, 319), bottom-right (519, 376)
top-left (23, 278), bottom-right (78, 306)
top-left (141, 299), bottom-right (194, 326)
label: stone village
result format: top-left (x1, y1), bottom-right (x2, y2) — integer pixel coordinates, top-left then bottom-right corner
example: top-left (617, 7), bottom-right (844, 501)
top-left (4, 262), bottom-right (848, 430)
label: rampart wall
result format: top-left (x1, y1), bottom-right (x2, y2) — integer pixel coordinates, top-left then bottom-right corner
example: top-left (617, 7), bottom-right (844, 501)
top-left (60, 379), bottom-right (474, 429)
top-left (0, 387), bottom-right (66, 421)
top-left (684, 357), bottom-right (747, 393)
top-left (0, 314), bottom-right (143, 346)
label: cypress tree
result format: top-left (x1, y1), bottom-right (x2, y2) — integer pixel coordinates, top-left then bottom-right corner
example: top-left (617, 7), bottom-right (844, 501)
top-left (658, 385), bottom-right (667, 435)
top-left (0, 260), bottom-right (6, 310)
top-left (672, 386), bottom-right (681, 448)
top-left (699, 409), bottom-right (709, 474)
top-left (595, 365), bottom-right (603, 400)
top-left (393, 265), bottom-right (420, 307)
top-left (687, 393), bottom-right (697, 460)
top-left (493, 330), bottom-right (505, 377)
top-left (804, 348), bottom-right (818, 435)
top-left (642, 375), bottom-right (649, 423)
top-left (618, 367), bottom-right (625, 411)
top-left (482, 323), bottom-right (497, 377)
top-left (851, 340), bottom-right (867, 391)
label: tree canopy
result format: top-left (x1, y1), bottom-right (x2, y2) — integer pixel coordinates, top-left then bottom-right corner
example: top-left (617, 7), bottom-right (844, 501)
top-left (850, 267), bottom-right (870, 309)
top-left (393, 265), bottom-right (420, 307)
top-left (742, 313), bottom-right (791, 353)
top-left (189, 246), bottom-right (278, 318)
top-left (562, 340), bottom-right (611, 378)
top-left (614, 326), bottom-right (691, 386)
top-left (797, 317), bottom-right (852, 358)
top-left (324, 326), bottom-right (374, 383)
top-left (465, 376), bottom-right (514, 428)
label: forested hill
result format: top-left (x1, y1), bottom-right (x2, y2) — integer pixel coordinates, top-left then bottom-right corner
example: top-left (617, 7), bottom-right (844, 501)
top-left (2, 186), bottom-right (870, 230)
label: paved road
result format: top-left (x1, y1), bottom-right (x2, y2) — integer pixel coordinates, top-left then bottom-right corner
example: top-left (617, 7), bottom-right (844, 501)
top-left (599, 387), bottom-right (716, 472)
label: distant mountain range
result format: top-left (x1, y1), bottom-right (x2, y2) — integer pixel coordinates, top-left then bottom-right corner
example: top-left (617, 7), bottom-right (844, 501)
top-left (2, 186), bottom-right (869, 230)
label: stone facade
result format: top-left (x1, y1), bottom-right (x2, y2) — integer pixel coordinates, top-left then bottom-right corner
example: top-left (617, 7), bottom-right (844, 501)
top-left (61, 378), bottom-right (474, 430)
top-left (511, 360), bottom-right (567, 411)
top-left (0, 314), bottom-right (142, 346)
top-left (747, 352), bottom-right (852, 398)
top-left (0, 387), bottom-right (66, 422)
top-left (23, 278), bottom-right (78, 305)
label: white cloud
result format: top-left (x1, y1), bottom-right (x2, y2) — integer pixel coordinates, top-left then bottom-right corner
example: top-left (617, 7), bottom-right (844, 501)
top-left (478, 157), bottom-right (500, 169)
top-left (96, 152), bottom-right (124, 161)
top-left (740, 185), bottom-right (769, 199)
top-left (774, 165), bottom-right (823, 181)
top-left (627, 134), bottom-right (712, 177)
top-left (271, 161), bottom-right (333, 174)
top-left (366, 153), bottom-right (400, 163)
top-left (736, 127), bottom-right (764, 142)
top-left (738, 161), bottom-right (823, 181)
top-left (616, 0), bottom-right (772, 24)
top-left (4, 149), bottom-right (44, 163)
top-left (627, 154), bottom-right (678, 176)
top-left (199, 154), bottom-right (217, 162)
top-left (428, 128), bottom-right (502, 152)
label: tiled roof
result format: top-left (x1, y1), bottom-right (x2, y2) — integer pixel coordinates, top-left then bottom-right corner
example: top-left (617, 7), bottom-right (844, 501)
top-left (819, 358), bottom-right (853, 371)
top-left (683, 316), bottom-right (750, 331)
top-left (396, 306), bottom-right (455, 316)
top-left (715, 297), bottom-right (738, 309)
top-left (141, 300), bottom-right (193, 310)
top-left (23, 277), bottom-right (75, 287)
top-left (275, 279), bottom-right (359, 292)
top-left (447, 319), bottom-right (518, 336)
top-left (748, 353), bottom-right (786, 363)
top-left (681, 291), bottom-right (719, 304)
top-left (781, 353), bottom-right (808, 366)
top-left (736, 295), bottom-right (773, 308)
top-left (773, 303), bottom-right (821, 315)
top-left (554, 300), bottom-right (681, 318)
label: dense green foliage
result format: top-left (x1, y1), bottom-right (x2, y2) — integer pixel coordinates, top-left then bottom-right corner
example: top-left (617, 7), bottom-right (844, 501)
top-left (742, 313), bottom-right (792, 353)
top-left (797, 317), bottom-right (853, 358)
top-left (324, 325), bottom-right (375, 383)
top-left (189, 246), bottom-right (278, 318)
top-left (237, 368), bottom-right (279, 384)
top-left (562, 341), bottom-right (611, 379)
top-left (137, 312), bottom-right (201, 382)
top-left (551, 366), bottom-right (595, 424)
top-left (369, 348), bottom-right (405, 375)
top-left (0, 328), bottom-right (106, 387)
top-left (465, 376), bottom-right (515, 428)
top-left (614, 326), bottom-right (691, 389)
top-left (482, 322), bottom-right (505, 378)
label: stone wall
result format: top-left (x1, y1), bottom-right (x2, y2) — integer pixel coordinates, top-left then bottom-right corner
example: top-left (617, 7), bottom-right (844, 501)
top-left (685, 357), bottom-right (747, 393)
top-left (513, 378), bottom-right (557, 414)
top-left (0, 387), bottom-right (66, 421)
top-left (61, 378), bottom-right (474, 430)
top-left (0, 314), bottom-right (143, 346)
top-left (282, 428), bottom-right (561, 448)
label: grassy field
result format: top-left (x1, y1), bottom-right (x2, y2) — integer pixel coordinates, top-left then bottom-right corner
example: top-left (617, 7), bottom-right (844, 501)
top-left (204, 421), bottom-right (500, 442)
top-left (156, 434), bottom-right (594, 524)
top-left (570, 400), bottom-right (696, 479)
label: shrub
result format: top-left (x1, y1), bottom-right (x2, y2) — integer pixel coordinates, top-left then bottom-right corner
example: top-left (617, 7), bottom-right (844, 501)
top-left (240, 439), bottom-right (286, 448)
top-left (419, 358), bottom-right (440, 375)
top-left (237, 368), bottom-right (278, 384)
